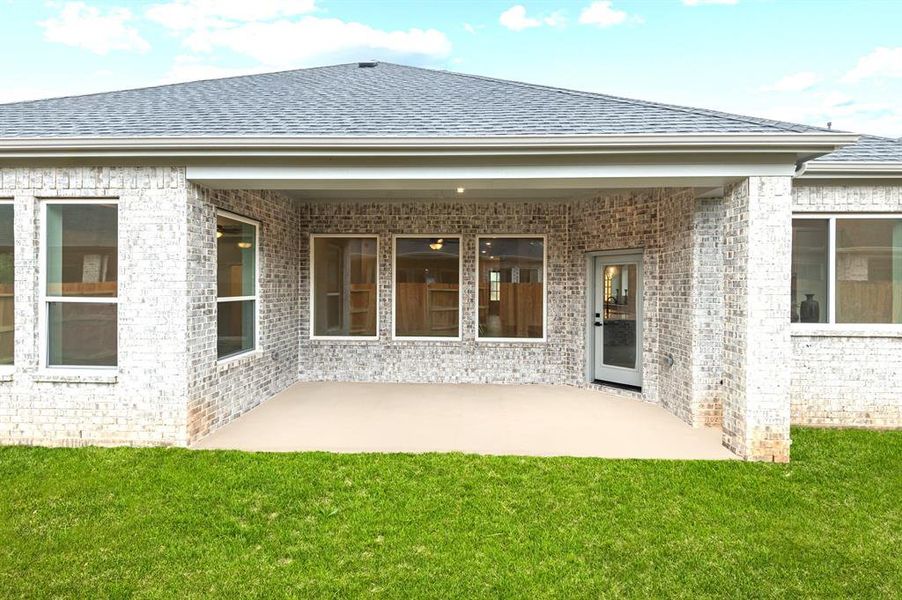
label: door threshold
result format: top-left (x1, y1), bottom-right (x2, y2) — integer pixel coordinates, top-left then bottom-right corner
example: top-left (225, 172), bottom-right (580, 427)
top-left (593, 380), bottom-right (642, 393)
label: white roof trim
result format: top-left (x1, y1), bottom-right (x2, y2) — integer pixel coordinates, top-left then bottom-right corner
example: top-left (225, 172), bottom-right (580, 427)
top-left (0, 132), bottom-right (858, 160)
top-left (796, 161), bottom-right (902, 179)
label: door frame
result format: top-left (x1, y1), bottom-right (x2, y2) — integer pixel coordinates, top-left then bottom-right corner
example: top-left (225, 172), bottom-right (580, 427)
top-left (584, 248), bottom-right (645, 387)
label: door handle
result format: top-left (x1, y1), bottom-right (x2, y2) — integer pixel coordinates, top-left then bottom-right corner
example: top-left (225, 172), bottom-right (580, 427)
top-left (594, 321), bottom-right (603, 327)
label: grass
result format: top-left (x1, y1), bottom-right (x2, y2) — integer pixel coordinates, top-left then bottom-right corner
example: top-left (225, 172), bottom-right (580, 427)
top-left (0, 429), bottom-right (900, 599)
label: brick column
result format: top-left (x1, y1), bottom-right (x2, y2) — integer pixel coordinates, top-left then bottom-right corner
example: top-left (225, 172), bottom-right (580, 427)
top-left (722, 177), bottom-right (792, 462)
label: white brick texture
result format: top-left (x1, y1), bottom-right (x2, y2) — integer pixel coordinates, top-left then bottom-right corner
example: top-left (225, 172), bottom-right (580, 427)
top-left (790, 182), bottom-right (902, 428)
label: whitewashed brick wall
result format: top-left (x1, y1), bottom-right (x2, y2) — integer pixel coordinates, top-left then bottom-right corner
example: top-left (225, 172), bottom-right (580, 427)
top-left (0, 167), bottom-right (191, 446)
top-left (790, 182), bottom-right (902, 428)
top-left (185, 186), bottom-right (301, 442)
top-left (722, 177), bottom-right (793, 462)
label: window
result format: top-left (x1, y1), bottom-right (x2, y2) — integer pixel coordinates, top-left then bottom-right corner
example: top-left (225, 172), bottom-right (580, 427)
top-left (0, 202), bottom-right (12, 366)
top-left (394, 237), bottom-right (460, 339)
top-left (44, 202), bottom-right (118, 368)
top-left (477, 237), bottom-right (545, 340)
top-left (791, 219), bottom-right (829, 323)
top-left (311, 236), bottom-right (378, 338)
top-left (792, 216), bottom-right (902, 325)
top-left (217, 212), bottom-right (258, 359)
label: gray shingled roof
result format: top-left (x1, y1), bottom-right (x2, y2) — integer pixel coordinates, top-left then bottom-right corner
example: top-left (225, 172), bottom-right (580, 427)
top-left (813, 135), bottom-right (902, 162)
top-left (0, 62), bottom-right (829, 138)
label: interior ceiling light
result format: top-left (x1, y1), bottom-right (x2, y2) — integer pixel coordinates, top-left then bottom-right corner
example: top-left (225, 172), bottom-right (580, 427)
top-left (216, 228), bottom-right (224, 239)
top-left (429, 238), bottom-right (444, 250)
top-left (237, 241), bottom-right (253, 249)
top-left (456, 187), bottom-right (465, 194)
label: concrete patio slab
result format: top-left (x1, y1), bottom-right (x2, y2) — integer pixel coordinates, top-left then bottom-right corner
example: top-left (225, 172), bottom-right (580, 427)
top-left (193, 382), bottom-right (736, 459)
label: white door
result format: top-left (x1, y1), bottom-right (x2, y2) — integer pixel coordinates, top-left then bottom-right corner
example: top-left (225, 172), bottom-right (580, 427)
top-left (593, 254), bottom-right (643, 388)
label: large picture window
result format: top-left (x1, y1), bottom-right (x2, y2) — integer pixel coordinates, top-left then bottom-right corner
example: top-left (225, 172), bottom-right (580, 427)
top-left (217, 212), bottom-right (258, 359)
top-left (792, 216), bottom-right (902, 325)
top-left (0, 202), bottom-right (13, 366)
top-left (311, 236), bottom-right (378, 338)
top-left (477, 236), bottom-right (545, 340)
top-left (44, 202), bottom-right (118, 367)
top-left (394, 237), bottom-right (460, 339)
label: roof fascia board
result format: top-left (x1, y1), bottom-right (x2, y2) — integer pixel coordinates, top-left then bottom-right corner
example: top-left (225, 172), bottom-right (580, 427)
top-left (795, 161), bottom-right (902, 179)
top-left (0, 133), bottom-right (859, 160)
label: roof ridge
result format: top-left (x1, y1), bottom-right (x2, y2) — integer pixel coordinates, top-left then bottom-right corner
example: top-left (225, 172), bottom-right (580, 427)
top-left (388, 62), bottom-right (833, 134)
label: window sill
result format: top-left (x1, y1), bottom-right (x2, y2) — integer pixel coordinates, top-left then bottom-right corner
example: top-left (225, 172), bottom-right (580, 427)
top-left (217, 350), bottom-right (264, 371)
top-left (475, 337), bottom-right (547, 344)
top-left (0, 368), bottom-right (13, 383)
top-left (791, 325), bottom-right (902, 339)
top-left (310, 336), bottom-right (380, 342)
top-left (33, 370), bottom-right (118, 384)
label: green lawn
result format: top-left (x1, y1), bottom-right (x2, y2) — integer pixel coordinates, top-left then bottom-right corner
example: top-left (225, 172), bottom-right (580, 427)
top-left (1, 429), bottom-right (900, 599)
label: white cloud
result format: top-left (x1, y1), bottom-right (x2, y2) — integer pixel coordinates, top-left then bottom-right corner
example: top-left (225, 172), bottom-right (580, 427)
top-left (179, 17), bottom-right (450, 66)
top-left (145, 0), bottom-right (316, 30)
top-left (146, 0), bottom-right (450, 68)
top-left (543, 11), bottom-right (566, 27)
top-left (578, 1), bottom-right (628, 27)
top-left (463, 23), bottom-right (477, 34)
top-left (39, 2), bottom-right (150, 54)
top-left (683, 0), bottom-right (738, 5)
top-left (760, 71), bottom-right (821, 92)
top-left (842, 47), bottom-right (902, 83)
top-left (158, 55), bottom-right (274, 84)
top-left (499, 5), bottom-right (541, 31)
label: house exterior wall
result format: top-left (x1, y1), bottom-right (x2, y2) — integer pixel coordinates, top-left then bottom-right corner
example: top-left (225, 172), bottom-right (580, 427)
top-left (722, 177), bottom-right (793, 462)
top-left (790, 182), bottom-right (902, 428)
top-left (0, 167), bottom-right (191, 446)
top-left (185, 187), bottom-right (301, 442)
top-left (2, 166), bottom-right (895, 454)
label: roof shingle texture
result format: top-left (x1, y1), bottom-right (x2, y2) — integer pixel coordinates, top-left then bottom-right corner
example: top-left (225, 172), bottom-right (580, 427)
top-left (812, 135), bottom-right (902, 162)
top-left (0, 62), bottom-right (827, 138)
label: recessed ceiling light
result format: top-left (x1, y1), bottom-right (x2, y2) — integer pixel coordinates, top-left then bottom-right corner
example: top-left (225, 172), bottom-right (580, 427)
top-left (456, 187), bottom-right (465, 194)
top-left (237, 241), bottom-right (252, 249)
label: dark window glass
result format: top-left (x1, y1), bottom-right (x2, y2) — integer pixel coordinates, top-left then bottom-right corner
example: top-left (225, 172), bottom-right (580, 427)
top-left (47, 302), bottom-right (117, 367)
top-left (0, 204), bottom-right (13, 365)
top-left (478, 238), bottom-right (544, 338)
top-left (836, 219), bottom-right (902, 324)
top-left (791, 219), bottom-right (829, 323)
top-left (46, 204), bottom-right (117, 297)
top-left (313, 237), bottom-right (378, 337)
top-left (216, 214), bottom-right (256, 298)
top-left (395, 238), bottom-right (459, 337)
top-left (217, 300), bottom-right (255, 359)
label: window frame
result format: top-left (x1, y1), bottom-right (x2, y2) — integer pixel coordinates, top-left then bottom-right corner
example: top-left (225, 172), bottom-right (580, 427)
top-left (39, 198), bottom-right (119, 372)
top-left (0, 199), bottom-right (13, 373)
top-left (392, 234), bottom-right (463, 341)
top-left (475, 234), bottom-right (548, 343)
top-left (215, 209), bottom-right (260, 362)
top-left (792, 213), bottom-right (902, 331)
top-left (309, 233), bottom-right (380, 341)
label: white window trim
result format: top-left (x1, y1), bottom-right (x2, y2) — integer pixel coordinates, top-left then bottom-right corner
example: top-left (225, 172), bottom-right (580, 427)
top-left (216, 209), bottom-right (260, 362)
top-left (392, 234), bottom-right (463, 341)
top-left (792, 212), bottom-right (902, 332)
top-left (39, 199), bottom-right (119, 372)
top-left (309, 233), bottom-right (380, 341)
top-left (474, 234), bottom-right (548, 343)
top-left (0, 199), bottom-right (13, 373)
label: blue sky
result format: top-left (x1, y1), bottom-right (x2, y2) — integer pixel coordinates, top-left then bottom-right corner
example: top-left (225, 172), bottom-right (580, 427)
top-left (1, 0), bottom-right (901, 136)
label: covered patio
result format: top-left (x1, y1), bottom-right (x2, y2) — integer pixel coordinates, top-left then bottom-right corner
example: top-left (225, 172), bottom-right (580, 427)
top-left (193, 382), bottom-right (735, 459)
